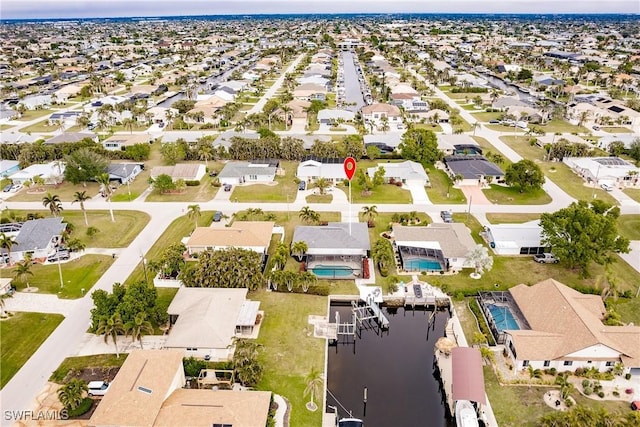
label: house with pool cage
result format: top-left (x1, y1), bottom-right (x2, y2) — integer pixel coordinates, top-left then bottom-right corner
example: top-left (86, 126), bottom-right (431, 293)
top-left (391, 223), bottom-right (476, 273)
top-left (478, 279), bottom-right (640, 375)
top-left (292, 222), bottom-right (370, 279)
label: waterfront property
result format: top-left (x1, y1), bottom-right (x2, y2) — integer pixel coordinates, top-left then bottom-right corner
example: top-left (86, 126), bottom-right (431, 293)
top-left (292, 222), bottom-right (370, 279)
top-left (392, 223), bottom-right (476, 273)
top-left (479, 279), bottom-right (640, 375)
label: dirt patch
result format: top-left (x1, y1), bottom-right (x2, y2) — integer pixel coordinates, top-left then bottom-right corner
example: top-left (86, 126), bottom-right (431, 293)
top-left (63, 366), bottom-right (121, 384)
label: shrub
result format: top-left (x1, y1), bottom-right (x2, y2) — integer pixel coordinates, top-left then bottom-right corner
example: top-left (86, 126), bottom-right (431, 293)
top-left (613, 391), bottom-right (620, 397)
top-left (583, 386), bottom-right (593, 395)
top-left (625, 373), bottom-right (632, 380)
top-left (549, 368), bottom-right (557, 376)
top-left (184, 180), bottom-right (200, 186)
top-left (67, 397), bottom-right (93, 418)
top-left (574, 367), bottom-right (586, 377)
top-left (582, 379), bottom-right (591, 388)
top-left (565, 398), bottom-right (574, 407)
top-left (597, 391), bottom-right (605, 398)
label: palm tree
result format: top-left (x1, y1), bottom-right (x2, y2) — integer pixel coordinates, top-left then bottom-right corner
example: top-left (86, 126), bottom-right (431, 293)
top-left (0, 233), bottom-right (17, 266)
top-left (362, 205), bottom-right (378, 222)
top-left (72, 191), bottom-right (91, 226)
top-left (95, 173), bottom-right (115, 222)
top-left (299, 271), bottom-right (317, 293)
top-left (57, 378), bottom-right (88, 411)
top-left (466, 244), bottom-right (494, 278)
top-left (13, 257), bottom-right (34, 289)
top-left (187, 204), bottom-right (201, 229)
top-left (304, 367), bottom-right (323, 411)
top-left (314, 177), bottom-right (330, 195)
top-left (232, 338), bottom-right (263, 387)
top-left (42, 193), bottom-right (63, 217)
top-left (96, 313), bottom-right (126, 357)
top-left (125, 312), bottom-right (154, 349)
top-left (298, 206), bottom-right (319, 224)
top-left (527, 365), bottom-right (542, 389)
top-left (291, 241), bottom-right (308, 261)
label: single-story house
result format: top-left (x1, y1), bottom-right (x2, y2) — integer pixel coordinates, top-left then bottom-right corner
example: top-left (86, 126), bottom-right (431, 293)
top-left (48, 111), bottom-right (81, 127)
top-left (9, 161), bottom-right (65, 185)
top-left (0, 160), bottom-right (20, 177)
top-left (437, 134), bottom-right (480, 156)
top-left (0, 217), bottom-right (66, 263)
top-left (317, 109), bottom-right (355, 125)
top-left (297, 157), bottom-right (347, 184)
top-left (0, 131), bottom-right (41, 144)
top-left (217, 160), bottom-right (279, 185)
top-left (150, 163), bottom-right (206, 183)
top-left (89, 349), bottom-right (272, 427)
top-left (481, 279), bottom-right (640, 374)
top-left (409, 109), bottom-right (450, 123)
top-left (44, 132), bottom-right (98, 145)
top-left (165, 288), bottom-right (261, 360)
top-left (596, 134), bottom-right (639, 151)
top-left (443, 155), bottom-right (505, 186)
top-left (185, 221), bottom-right (275, 258)
top-left (367, 161), bottom-right (429, 186)
top-left (392, 223), bottom-right (476, 272)
top-left (363, 133), bottom-right (403, 154)
top-left (102, 133), bottom-right (150, 151)
top-left (292, 222), bottom-right (370, 279)
top-left (563, 156), bottom-right (640, 188)
top-left (485, 221), bottom-right (547, 255)
top-left (107, 163), bottom-right (143, 184)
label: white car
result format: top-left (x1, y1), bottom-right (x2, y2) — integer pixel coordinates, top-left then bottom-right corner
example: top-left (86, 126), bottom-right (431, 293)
top-left (8, 184), bottom-right (22, 193)
top-left (600, 183), bottom-right (614, 192)
top-left (87, 381), bottom-right (110, 396)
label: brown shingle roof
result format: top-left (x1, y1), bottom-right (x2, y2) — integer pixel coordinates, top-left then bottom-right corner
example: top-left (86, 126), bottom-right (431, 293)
top-left (392, 223), bottom-right (476, 258)
top-left (186, 221), bottom-right (274, 249)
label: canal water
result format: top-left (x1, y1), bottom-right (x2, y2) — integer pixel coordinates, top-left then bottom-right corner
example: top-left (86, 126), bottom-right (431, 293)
top-left (327, 304), bottom-right (455, 427)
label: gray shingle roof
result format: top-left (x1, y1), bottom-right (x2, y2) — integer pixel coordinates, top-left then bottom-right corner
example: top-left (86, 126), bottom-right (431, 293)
top-left (444, 156), bottom-right (504, 179)
top-left (292, 222), bottom-right (370, 252)
top-left (13, 218), bottom-right (66, 252)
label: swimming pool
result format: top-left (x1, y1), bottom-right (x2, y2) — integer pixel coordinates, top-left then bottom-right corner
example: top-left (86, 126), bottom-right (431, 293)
top-left (311, 265), bottom-right (353, 277)
top-left (403, 257), bottom-right (442, 272)
top-left (488, 304), bottom-right (520, 331)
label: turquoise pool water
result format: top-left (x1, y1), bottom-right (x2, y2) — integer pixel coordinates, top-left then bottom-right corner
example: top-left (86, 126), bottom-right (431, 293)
top-left (488, 304), bottom-right (520, 331)
top-left (404, 258), bottom-right (442, 272)
top-left (312, 265), bottom-right (353, 277)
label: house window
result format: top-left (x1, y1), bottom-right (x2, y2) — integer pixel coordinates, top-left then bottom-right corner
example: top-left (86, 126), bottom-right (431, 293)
top-left (543, 360), bottom-right (550, 367)
top-left (249, 175), bottom-right (257, 180)
top-left (563, 361), bottom-right (573, 366)
top-left (522, 360), bottom-right (529, 367)
top-left (186, 348), bottom-right (198, 351)
top-left (587, 361), bottom-right (592, 364)
top-left (606, 361), bottom-right (614, 367)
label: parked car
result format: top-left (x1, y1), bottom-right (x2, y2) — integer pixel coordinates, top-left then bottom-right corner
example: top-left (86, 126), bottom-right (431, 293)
top-left (223, 184), bottom-right (232, 192)
top-left (533, 253), bottom-right (558, 264)
top-left (2, 184), bottom-right (13, 192)
top-left (440, 210), bottom-right (453, 223)
top-left (600, 183), bottom-right (614, 192)
top-left (8, 184), bottom-right (22, 193)
top-left (47, 250), bottom-right (70, 262)
top-left (213, 211), bottom-right (222, 222)
top-left (298, 181), bottom-right (306, 191)
top-left (87, 381), bottom-right (110, 397)
top-left (208, 170), bottom-right (218, 177)
top-left (592, 125), bottom-right (601, 131)
top-left (488, 119), bottom-right (500, 124)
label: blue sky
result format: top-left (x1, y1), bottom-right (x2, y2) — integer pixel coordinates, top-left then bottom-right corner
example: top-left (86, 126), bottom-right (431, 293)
top-left (2, 0), bottom-right (639, 19)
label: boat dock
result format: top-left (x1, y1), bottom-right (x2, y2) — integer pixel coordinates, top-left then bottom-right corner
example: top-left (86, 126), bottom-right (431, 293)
top-left (434, 337), bottom-right (456, 415)
top-left (398, 276), bottom-right (452, 309)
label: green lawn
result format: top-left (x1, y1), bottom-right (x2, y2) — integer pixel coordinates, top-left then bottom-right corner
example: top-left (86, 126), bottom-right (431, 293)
top-left (305, 194), bottom-right (333, 203)
top-left (413, 123), bottom-right (443, 133)
top-left (618, 215), bottom-right (640, 240)
top-left (15, 109), bottom-right (56, 121)
top-left (231, 161), bottom-right (299, 203)
top-left (535, 119), bottom-right (589, 134)
top-left (125, 211), bottom-right (215, 285)
top-left (482, 184), bottom-right (552, 205)
top-left (499, 136), bottom-right (618, 204)
top-left (7, 254), bottom-right (113, 298)
top-left (337, 181), bottom-right (413, 204)
top-left (471, 112), bottom-right (504, 122)
top-left (425, 167), bottom-right (467, 204)
top-left (3, 210), bottom-right (150, 248)
top-left (485, 213), bottom-right (541, 224)
top-left (10, 182), bottom-right (103, 202)
top-left (251, 289), bottom-right (325, 427)
top-left (1, 312), bottom-right (65, 388)
top-left (145, 174), bottom-right (219, 202)
top-left (622, 188), bottom-right (640, 203)
top-left (472, 136), bottom-right (513, 167)
top-left (19, 120), bottom-right (58, 133)
top-left (601, 127), bottom-right (632, 133)
top-left (610, 296), bottom-right (640, 325)
top-left (50, 354), bottom-right (128, 384)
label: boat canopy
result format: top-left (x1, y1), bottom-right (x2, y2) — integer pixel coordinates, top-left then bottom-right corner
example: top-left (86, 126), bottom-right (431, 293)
top-left (452, 347), bottom-right (486, 405)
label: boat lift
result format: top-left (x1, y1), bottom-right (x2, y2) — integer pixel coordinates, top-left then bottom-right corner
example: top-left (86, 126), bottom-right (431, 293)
top-left (351, 293), bottom-right (389, 330)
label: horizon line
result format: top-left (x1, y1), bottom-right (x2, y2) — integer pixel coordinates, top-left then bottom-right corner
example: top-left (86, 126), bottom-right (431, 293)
top-left (3, 11), bottom-right (640, 21)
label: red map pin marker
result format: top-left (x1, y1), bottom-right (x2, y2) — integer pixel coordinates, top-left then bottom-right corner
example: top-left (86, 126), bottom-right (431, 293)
top-left (343, 157), bottom-right (356, 181)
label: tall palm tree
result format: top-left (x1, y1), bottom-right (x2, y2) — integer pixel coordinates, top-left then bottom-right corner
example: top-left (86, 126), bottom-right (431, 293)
top-left (187, 204), bottom-right (201, 229)
top-left (125, 312), bottom-right (154, 349)
top-left (299, 271), bottom-right (317, 293)
top-left (42, 192), bottom-right (63, 217)
top-left (13, 257), bottom-right (34, 289)
top-left (304, 367), bottom-right (324, 411)
top-left (95, 173), bottom-right (115, 222)
top-left (0, 233), bottom-right (17, 266)
top-left (362, 205), bottom-right (378, 222)
top-left (298, 206), bottom-right (319, 224)
top-left (291, 241), bottom-right (308, 261)
top-left (96, 313), bottom-right (126, 357)
top-left (72, 191), bottom-right (91, 226)
top-left (57, 378), bottom-right (88, 411)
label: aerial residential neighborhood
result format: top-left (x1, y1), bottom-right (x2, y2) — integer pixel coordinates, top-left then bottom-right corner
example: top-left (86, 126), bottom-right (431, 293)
top-left (0, 3), bottom-right (640, 427)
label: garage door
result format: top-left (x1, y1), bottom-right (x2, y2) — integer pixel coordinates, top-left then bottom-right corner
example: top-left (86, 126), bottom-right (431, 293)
top-left (629, 368), bottom-right (640, 376)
